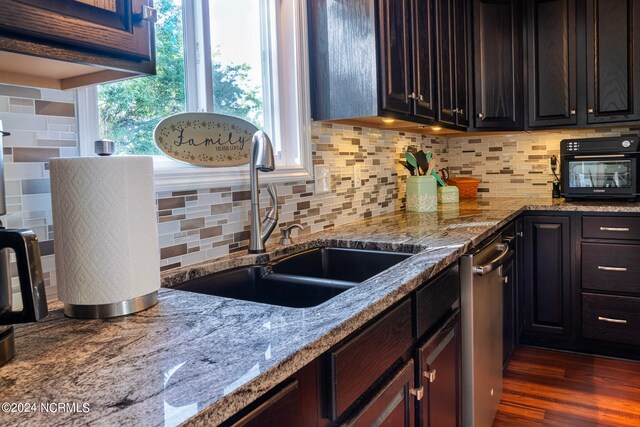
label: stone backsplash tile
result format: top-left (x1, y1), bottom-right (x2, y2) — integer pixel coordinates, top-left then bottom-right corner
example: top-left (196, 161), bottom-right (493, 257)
top-left (0, 86), bottom-right (78, 302)
top-left (154, 123), bottom-right (447, 270)
top-left (446, 128), bottom-right (637, 198)
top-left (13, 147), bottom-right (60, 163)
top-left (34, 100), bottom-right (75, 117)
top-left (0, 84), bottom-right (41, 99)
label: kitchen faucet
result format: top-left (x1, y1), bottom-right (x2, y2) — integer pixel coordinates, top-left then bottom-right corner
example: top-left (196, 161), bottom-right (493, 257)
top-left (248, 131), bottom-right (278, 254)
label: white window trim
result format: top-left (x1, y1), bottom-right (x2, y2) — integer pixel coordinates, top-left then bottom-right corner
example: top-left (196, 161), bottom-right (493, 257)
top-left (76, 0), bottom-right (313, 193)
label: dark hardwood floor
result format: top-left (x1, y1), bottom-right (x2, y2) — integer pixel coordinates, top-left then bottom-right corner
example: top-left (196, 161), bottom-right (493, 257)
top-left (493, 346), bottom-right (640, 426)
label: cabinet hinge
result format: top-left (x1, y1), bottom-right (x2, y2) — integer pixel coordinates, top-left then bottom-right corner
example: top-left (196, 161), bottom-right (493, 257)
top-left (409, 386), bottom-right (424, 401)
top-left (424, 369), bottom-right (437, 383)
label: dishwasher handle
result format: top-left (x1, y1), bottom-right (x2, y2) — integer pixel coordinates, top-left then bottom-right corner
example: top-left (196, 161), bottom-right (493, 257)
top-left (473, 243), bottom-right (513, 276)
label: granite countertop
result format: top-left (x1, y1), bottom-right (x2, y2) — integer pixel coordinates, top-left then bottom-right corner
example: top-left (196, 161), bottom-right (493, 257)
top-left (2, 197), bottom-right (640, 427)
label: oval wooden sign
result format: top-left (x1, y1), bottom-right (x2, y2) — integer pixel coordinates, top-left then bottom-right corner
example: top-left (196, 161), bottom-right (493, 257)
top-left (154, 112), bottom-right (258, 167)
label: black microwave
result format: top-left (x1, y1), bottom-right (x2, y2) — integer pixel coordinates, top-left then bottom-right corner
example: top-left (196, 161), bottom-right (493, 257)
top-left (560, 136), bottom-right (639, 202)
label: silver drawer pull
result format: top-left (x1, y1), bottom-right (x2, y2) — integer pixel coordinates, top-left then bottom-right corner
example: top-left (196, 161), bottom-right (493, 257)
top-left (424, 369), bottom-right (437, 383)
top-left (599, 227), bottom-right (630, 232)
top-left (598, 266), bottom-right (628, 272)
top-left (598, 316), bottom-right (628, 324)
top-left (409, 386), bottom-right (424, 400)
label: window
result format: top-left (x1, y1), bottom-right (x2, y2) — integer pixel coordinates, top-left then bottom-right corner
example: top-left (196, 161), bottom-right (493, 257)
top-left (97, 0), bottom-right (185, 156)
top-left (77, 0), bottom-right (311, 190)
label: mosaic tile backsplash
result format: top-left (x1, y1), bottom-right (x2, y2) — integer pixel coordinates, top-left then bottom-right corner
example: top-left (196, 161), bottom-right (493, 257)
top-left (0, 82), bottom-right (446, 300)
top-left (2, 81), bottom-right (639, 301)
top-left (446, 128), bottom-right (639, 198)
top-left (155, 123), bottom-right (446, 271)
top-left (0, 84), bottom-right (78, 301)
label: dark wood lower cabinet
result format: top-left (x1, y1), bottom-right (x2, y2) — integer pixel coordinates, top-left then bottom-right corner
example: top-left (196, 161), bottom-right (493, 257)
top-left (325, 299), bottom-right (413, 421)
top-left (582, 293), bottom-right (640, 346)
top-left (344, 360), bottom-right (416, 427)
top-left (522, 215), bottom-right (571, 338)
top-left (416, 311), bottom-right (461, 427)
top-left (502, 221), bottom-right (519, 367)
top-left (519, 213), bottom-right (640, 361)
top-left (502, 254), bottom-right (516, 366)
top-left (224, 361), bottom-right (318, 427)
top-left (222, 213), bottom-right (640, 427)
top-left (230, 381), bottom-right (301, 427)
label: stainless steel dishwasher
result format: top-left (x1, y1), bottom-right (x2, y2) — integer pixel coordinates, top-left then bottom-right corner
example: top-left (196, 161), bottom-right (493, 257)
top-left (460, 231), bottom-right (513, 427)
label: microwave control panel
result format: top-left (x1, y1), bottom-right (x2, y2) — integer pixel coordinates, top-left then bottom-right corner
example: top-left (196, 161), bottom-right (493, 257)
top-left (561, 136), bottom-right (640, 154)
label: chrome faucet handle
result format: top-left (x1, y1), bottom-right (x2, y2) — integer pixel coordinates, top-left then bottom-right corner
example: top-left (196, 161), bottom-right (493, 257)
top-left (260, 184), bottom-right (279, 245)
top-left (280, 224), bottom-right (304, 245)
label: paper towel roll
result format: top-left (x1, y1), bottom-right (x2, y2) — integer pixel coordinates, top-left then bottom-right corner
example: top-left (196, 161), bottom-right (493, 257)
top-left (50, 156), bottom-right (160, 310)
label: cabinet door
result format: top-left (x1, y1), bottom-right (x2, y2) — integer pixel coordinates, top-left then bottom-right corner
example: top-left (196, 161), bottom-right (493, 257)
top-left (413, 0), bottom-right (437, 120)
top-left (344, 360), bottom-right (415, 427)
top-left (380, 0), bottom-right (413, 115)
top-left (527, 0), bottom-right (577, 127)
top-left (472, 0), bottom-right (524, 130)
top-left (0, 0), bottom-right (154, 60)
top-left (523, 216), bottom-right (572, 336)
top-left (437, 0), bottom-right (456, 125)
top-left (453, 0), bottom-right (469, 127)
top-left (586, 0), bottom-right (640, 123)
top-left (416, 312), bottom-right (461, 427)
top-left (502, 256), bottom-right (516, 366)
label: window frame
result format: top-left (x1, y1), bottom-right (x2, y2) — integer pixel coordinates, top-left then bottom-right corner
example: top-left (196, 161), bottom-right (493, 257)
top-left (77, 0), bottom-right (313, 192)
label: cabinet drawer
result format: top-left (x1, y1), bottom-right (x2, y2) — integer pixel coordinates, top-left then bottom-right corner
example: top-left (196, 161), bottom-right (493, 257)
top-left (342, 360), bottom-right (415, 427)
top-left (326, 299), bottom-right (413, 420)
top-left (415, 264), bottom-right (459, 339)
top-left (582, 293), bottom-right (640, 346)
top-left (231, 381), bottom-right (300, 427)
top-left (582, 216), bottom-right (640, 240)
top-left (582, 243), bottom-right (640, 294)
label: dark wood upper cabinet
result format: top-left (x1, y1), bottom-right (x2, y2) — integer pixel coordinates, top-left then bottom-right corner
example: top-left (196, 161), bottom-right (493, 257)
top-left (309, 0), bottom-right (640, 131)
top-left (412, 0), bottom-right (438, 120)
top-left (308, 0), bottom-right (379, 121)
top-left (380, 0), bottom-right (413, 115)
top-left (437, 0), bottom-right (456, 125)
top-left (527, 0), bottom-right (578, 127)
top-left (0, 0), bottom-right (155, 89)
top-left (585, 0), bottom-right (640, 123)
top-left (308, 0), bottom-right (468, 130)
top-left (0, 0), bottom-right (153, 59)
top-left (472, 0), bottom-right (524, 130)
top-left (453, 0), bottom-right (470, 127)
top-left (437, 0), bottom-right (469, 128)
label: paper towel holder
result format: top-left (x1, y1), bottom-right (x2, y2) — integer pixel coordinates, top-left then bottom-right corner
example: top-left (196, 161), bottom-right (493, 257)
top-left (64, 292), bottom-right (158, 319)
top-left (51, 156), bottom-right (161, 320)
top-left (94, 139), bottom-right (115, 156)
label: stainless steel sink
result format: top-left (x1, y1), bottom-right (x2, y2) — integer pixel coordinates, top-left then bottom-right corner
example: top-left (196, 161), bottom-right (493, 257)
top-left (175, 247), bottom-right (412, 308)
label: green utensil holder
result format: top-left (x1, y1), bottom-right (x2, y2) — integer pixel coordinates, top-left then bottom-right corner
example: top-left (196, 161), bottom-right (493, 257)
top-left (406, 175), bottom-right (437, 212)
top-left (438, 186), bottom-right (459, 204)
